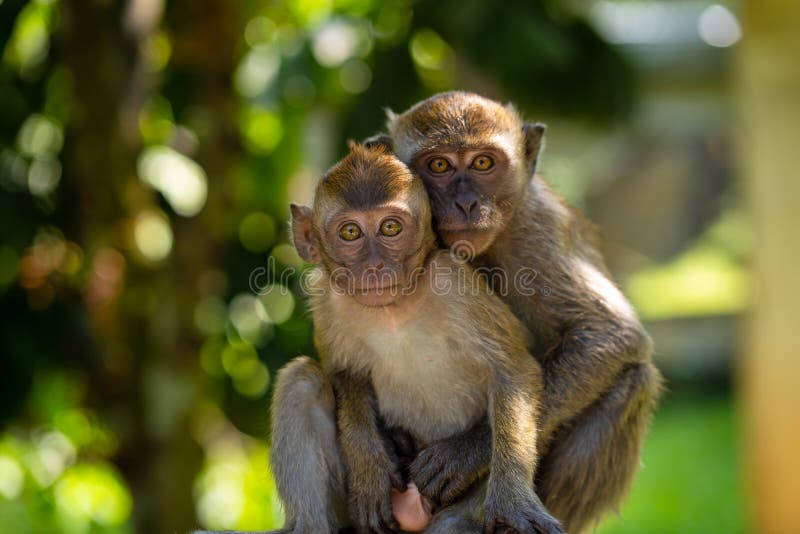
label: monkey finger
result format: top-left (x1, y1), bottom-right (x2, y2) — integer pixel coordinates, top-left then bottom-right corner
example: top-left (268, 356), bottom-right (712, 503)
top-left (528, 513), bottom-right (564, 534)
top-left (483, 516), bottom-right (502, 534)
top-left (408, 451), bottom-right (444, 488)
top-left (523, 507), bottom-right (564, 534)
top-left (413, 468), bottom-right (451, 503)
top-left (438, 474), bottom-right (473, 506)
top-left (387, 467), bottom-right (407, 492)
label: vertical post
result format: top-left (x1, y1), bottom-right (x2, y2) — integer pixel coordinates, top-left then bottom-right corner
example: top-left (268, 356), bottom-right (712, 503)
top-left (738, 2), bottom-right (800, 533)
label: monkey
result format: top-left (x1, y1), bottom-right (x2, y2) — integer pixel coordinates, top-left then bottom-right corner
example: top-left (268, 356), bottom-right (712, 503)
top-left (364, 91), bottom-right (663, 533)
top-left (266, 141), bottom-right (563, 534)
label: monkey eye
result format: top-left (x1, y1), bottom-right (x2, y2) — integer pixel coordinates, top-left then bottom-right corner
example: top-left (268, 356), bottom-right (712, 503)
top-left (379, 218), bottom-right (403, 237)
top-left (428, 158), bottom-right (451, 173)
top-left (338, 223), bottom-right (362, 241)
top-left (471, 155), bottom-right (494, 171)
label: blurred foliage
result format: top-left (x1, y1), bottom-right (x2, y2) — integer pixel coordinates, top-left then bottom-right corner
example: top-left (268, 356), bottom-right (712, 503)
top-left (0, 0), bottom-right (745, 532)
top-left (597, 391), bottom-right (744, 534)
top-left (627, 208), bottom-right (751, 320)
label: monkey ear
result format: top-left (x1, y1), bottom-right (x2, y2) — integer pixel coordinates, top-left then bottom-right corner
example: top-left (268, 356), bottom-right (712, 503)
top-left (363, 133), bottom-right (393, 152)
top-left (523, 122), bottom-right (547, 174)
top-left (290, 203), bottom-right (321, 263)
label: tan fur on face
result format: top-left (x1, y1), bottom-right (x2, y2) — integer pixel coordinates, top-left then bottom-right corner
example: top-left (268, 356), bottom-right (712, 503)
top-left (316, 142), bottom-right (422, 217)
top-left (387, 91), bottom-right (525, 165)
top-left (312, 143), bottom-right (432, 258)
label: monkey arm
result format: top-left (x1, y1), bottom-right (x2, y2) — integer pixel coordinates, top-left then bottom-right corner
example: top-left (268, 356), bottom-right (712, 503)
top-left (483, 354), bottom-right (563, 534)
top-left (330, 370), bottom-right (405, 533)
top-left (487, 357), bottom-right (540, 491)
top-left (408, 418), bottom-right (491, 506)
top-left (500, 178), bottom-right (656, 443)
top-left (532, 259), bottom-right (654, 444)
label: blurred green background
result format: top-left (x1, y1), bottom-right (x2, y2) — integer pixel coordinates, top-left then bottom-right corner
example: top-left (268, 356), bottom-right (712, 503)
top-left (0, 0), bottom-right (763, 532)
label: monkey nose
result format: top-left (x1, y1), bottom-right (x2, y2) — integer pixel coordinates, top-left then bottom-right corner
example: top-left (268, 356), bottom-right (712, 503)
top-left (455, 199), bottom-right (477, 218)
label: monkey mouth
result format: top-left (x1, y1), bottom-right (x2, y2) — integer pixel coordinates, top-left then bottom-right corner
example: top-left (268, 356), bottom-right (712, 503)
top-left (354, 284), bottom-right (398, 293)
top-left (351, 284), bottom-right (402, 307)
top-left (438, 224), bottom-right (491, 234)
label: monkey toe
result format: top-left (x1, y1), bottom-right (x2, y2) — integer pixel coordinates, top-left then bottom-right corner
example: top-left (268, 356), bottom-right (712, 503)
top-left (485, 506), bottom-right (564, 534)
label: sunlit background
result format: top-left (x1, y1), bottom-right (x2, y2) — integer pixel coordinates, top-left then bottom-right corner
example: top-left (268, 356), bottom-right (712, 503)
top-left (0, 0), bottom-right (797, 532)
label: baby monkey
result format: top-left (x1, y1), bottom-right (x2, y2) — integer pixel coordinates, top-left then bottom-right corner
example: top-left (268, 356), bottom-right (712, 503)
top-left (267, 142), bottom-right (563, 534)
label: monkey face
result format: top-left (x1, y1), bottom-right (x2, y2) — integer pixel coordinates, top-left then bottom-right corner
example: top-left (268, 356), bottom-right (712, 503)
top-left (323, 204), bottom-right (426, 306)
top-left (388, 92), bottom-right (544, 256)
top-left (412, 147), bottom-right (516, 255)
top-left (292, 142), bottom-right (436, 307)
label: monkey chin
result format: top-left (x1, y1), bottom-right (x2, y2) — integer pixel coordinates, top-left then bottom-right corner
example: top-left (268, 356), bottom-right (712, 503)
top-left (439, 228), bottom-right (497, 257)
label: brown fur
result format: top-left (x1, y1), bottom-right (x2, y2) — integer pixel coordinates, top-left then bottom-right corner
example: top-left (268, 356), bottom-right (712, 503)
top-left (386, 91), bottom-right (663, 533)
top-left (269, 144), bottom-right (563, 534)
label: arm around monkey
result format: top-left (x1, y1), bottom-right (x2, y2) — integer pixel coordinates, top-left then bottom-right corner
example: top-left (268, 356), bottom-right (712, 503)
top-left (495, 177), bottom-right (657, 443)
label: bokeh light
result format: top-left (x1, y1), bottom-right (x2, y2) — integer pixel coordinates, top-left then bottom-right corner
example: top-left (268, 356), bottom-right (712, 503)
top-left (137, 145), bottom-right (208, 217)
top-left (193, 413), bottom-right (284, 531)
top-left (17, 114), bottom-right (63, 157)
top-left (409, 28), bottom-right (454, 88)
top-left (0, 454), bottom-right (24, 499)
top-left (339, 59), bottom-right (372, 94)
top-left (133, 210), bottom-right (174, 262)
top-left (54, 463), bottom-right (133, 529)
top-left (228, 293), bottom-right (273, 345)
top-left (698, 5), bottom-right (742, 48)
top-left (312, 19), bottom-right (360, 67)
top-left (239, 212), bottom-right (277, 254)
top-left (235, 46), bottom-right (281, 98)
top-left (239, 106), bottom-right (284, 155)
top-left (4, 0), bottom-right (55, 73)
top-left (259, 284), bottom-right (295, 325)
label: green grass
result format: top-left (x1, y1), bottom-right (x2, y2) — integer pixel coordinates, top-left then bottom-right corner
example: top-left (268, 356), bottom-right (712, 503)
top-left (596, 392), bottom-right (745, 534)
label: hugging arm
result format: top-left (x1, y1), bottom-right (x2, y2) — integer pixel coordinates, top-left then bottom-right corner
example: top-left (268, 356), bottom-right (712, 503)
top-left (482, 353), bottom-right (563, 534)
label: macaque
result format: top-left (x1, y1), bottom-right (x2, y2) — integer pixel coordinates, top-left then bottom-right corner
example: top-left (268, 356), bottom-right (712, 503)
top-left (371, 91), bottom-right (663, 533)
top-left (267, 142), bottom-right (562, 534)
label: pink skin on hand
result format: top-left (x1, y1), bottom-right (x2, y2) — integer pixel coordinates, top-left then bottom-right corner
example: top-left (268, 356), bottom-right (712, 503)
top-left (391, 483), bottom-right (433, 532)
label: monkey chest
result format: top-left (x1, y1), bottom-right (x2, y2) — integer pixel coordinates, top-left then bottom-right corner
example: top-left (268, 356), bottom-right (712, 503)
top-left (364, 328), bottom-right (488, 445)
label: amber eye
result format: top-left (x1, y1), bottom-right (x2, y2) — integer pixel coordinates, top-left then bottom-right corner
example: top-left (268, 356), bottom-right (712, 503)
top-left (471, 155), bottom-right (494, 171)
top-left (380, 218), bottom-right (403, 237)
top-left (338, 223), bottom-right (362, 241)
top-left (428, 158), bottom-right (451, 173)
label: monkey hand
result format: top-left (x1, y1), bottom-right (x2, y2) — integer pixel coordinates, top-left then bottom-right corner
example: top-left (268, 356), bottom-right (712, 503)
top-left (347, 452), bottom-right (406, 534)
top-left (408, 423), bottom-right (491, 506)
top-left (484, 488), bottom-right (564, 534)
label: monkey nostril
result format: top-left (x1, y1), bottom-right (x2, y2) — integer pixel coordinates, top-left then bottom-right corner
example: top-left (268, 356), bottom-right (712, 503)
top-left (455, 199), bottom-right (477, 218)
top-left (376, 260), bottom-right (385, 270)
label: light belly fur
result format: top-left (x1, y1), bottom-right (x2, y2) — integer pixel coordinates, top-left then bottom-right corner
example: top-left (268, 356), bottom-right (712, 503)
top-left (363, 324), bottom-right (488, 445)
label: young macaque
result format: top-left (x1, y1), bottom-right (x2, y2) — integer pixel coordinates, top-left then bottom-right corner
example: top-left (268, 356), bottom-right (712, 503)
top-left (273, 141), bottom-right (563, 534)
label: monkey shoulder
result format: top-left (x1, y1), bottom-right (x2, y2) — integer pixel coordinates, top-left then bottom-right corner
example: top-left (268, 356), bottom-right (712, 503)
top-left (526, 176), bottom-right (603, 259)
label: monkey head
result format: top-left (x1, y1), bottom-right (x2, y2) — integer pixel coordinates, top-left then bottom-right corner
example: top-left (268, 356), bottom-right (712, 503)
top-left (291, 142), bottom-right (435, 307)
top-left (387, 91), bottom-right (545, 256)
